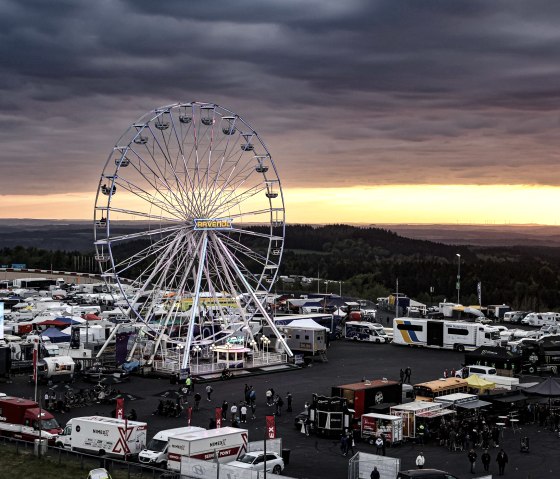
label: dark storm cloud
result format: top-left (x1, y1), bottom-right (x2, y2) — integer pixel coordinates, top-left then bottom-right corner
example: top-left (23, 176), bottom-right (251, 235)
top-left (2, 0), bottom-right (560, 196)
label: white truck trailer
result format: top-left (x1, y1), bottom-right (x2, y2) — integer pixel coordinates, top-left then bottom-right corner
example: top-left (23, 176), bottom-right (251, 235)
top-left (167, 427), bottom-right (248, 472)
top-left (56, 416), bottom-right (147, 458)
top-left (393, 318), bottom-right (500, 352)
top-left (139, 426), bottom-right (205, 468)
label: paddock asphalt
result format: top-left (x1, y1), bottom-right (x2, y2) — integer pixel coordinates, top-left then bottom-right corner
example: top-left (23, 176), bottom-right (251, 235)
top-left (1, 340), bottom-right (557, 479)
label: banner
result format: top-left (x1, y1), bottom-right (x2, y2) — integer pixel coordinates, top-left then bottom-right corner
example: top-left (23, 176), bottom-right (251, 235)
top-left (477, 282), bottom-right (482, 306)
top-left (215, 407), bottom-right (222, 428)
top-left (266, 415), bottom-right (276, 439)
top-left (187, 406), bottom-right (193, 426)
top-left (116, 397), bottom-right (125, 419)
top-left (0, 302), bottom-right (4, 341)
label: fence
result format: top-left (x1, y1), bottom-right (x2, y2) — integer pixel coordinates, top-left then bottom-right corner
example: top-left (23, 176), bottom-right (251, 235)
top-left (153, 353), bottom-right (289, 375)
top-left (348, 452), bottom-right (400, 479)
top-left (180, 456), bottom-right (298, 479)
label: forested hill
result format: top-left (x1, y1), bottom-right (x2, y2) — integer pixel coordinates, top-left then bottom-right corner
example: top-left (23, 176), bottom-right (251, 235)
top-left (1, 223), bottom-right (560, 311)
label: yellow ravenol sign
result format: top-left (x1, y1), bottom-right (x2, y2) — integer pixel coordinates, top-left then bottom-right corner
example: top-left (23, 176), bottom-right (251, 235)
top-left (194, 218), bottom-right (233, 230)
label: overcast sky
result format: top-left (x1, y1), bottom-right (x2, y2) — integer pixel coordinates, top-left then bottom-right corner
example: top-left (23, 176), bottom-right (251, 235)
top-left (2, 1), bottom-right (560, 202)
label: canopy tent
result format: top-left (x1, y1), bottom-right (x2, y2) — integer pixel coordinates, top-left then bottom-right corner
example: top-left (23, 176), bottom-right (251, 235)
top-left (280, 318), bottom-right (330, 330)
top-left (54, 316), bottom-right (83, 325)
top-left (491, 393), bottom-right (527, 403)
top-left (41, 326), bottom-right (70, 343)
top-left (466, 374), bottom-right (496, 391)
top-left (36, 319), bottom-right (69, 327)
top-left (523, 377), bottom-right (560, 397)
top-left (456, 399), bottom-right (492, 409)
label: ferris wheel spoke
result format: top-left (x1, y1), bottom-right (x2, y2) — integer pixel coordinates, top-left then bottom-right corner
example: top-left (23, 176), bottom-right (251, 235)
top-left (112, 233), bottom-right (178, 277)
top-left (145, 124), bottom-right (192, 215)
top-left (115, 170), bottom-right (187, 219)
top-left (103, 206), bottom-right (183, 224)
top-left (208, 183), bottom-right (267, 219)
top-left (104, 224), bottom-right (185, 245)
top-left (206, 153), bottom-right (258, 212)
top-left (217, 233), bottom-right (271, 267)
top-left (127, 143), bottom-right (191, 218)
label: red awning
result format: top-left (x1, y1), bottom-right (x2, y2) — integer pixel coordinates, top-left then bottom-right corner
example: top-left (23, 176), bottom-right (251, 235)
top-left (37, 320), bottom-right (68, 327)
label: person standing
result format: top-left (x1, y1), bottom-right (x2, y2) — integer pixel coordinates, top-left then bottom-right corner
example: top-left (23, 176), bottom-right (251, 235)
top-left (375, 436), bottom-right (383, 455)
top-left (443, 369), bottom-right (449, 378)
top-left (240, 403), bottom-right (247, 423)
top-left (340, 434), bottom-right (348, 456)
top-left (205, 384), bottom-right (213, 401)
top-left (346, 430), bottom-right (355, 455)
top-left (496, 449), bottom-right (508, 476)
top-left (415, 452), bottom-right (425, 469)
top-left (194, 392), bottom-right (201, 411)
top-left (230, 402), bottom-right (238, 422)
top-left (468, 449), bottom-right (477, 474)
top-left (222, 400), bottom-right (228, 421)
top-left (286, 392), bottom-right (293, 412)
top-left (404, 366), bottom-right (412, 383)
top-left (399, 368), bottom-right (405, 384)
top-left (481, 449), bottom-right (491, 472)
top-left (370, 466), bottom-right (380, 479)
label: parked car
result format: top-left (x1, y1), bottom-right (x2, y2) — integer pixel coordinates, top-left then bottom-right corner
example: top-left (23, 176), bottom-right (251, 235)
top-left (87, 469), bottom-right (112, 479)
top-left (229, 451), bottom-right (285, 474)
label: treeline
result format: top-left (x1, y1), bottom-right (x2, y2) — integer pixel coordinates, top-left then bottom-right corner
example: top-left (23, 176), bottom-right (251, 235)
top-left (3, 224), bottom-right (560, 310)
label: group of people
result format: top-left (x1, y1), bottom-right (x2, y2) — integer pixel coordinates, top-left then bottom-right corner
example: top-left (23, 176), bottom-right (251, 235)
top-left (467, 448), bottom-right (509, 475)
top-left (399, 367), bottom-right (413, 384)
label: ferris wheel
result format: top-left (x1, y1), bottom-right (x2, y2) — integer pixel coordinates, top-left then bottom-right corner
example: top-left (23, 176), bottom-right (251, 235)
top-left (94, 102), bottom-right (291, 367)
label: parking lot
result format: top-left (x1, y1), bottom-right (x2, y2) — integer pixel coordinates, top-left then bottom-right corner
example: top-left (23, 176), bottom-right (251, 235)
top-left (2, 340), bottom-right (558, 478)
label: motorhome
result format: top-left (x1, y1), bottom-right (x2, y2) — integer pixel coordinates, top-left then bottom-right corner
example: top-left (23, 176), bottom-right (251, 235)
top-left (503, 311), bottom-right (527, 324)
top-left (393, 318), bottom-right (501, 351)
top-left (521, 312), bottom-right (560, 327)
top-left (344, 321), bottom-right (390, 343)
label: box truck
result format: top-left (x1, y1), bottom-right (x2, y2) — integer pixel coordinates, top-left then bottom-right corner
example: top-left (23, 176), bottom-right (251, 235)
top-left (0, 395), bottom-right (61, 443)
top-left (139, 426), bottom-right (205, 468)
top-left (167, 427), bottom-right (248, 472)
top-left (56, 416), bottom-right (147, 458)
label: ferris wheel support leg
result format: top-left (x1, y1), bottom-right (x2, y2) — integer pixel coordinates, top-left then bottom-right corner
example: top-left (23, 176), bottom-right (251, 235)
top-left (181, 234), bottom-right (209, 371)
top-left (96, 323), bottom-right (121, 359)
top-left (127, 325), bottom-right (146, 362)
top-left (215, 237), bottom-right (293, 357)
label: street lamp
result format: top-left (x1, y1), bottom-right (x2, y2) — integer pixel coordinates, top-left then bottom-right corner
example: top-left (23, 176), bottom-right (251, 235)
top-left (339, 281), bottom-right (342, 297)
top-left (456, 253), bottom-right (461, 304)
top-left (260, 335), bottom-right (270, 363)
top-left (192, 345), bottom-right (201, 373)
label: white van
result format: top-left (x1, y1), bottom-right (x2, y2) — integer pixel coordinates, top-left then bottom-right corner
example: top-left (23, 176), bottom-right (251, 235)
top-left (139, 426), bottom-right (205, 468)
top-left (455, 365), bottom-right (497, 378)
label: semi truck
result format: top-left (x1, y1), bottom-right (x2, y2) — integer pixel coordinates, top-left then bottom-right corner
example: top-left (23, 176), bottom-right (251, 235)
top-left (167, 427), bottom-right (248, 472)
top-left (0, 395), bottom-right (62, 443)
top-left (56, 416), bottom-right (147, 458)
top-left (139, 426), bottom-right (205, 468)
top-left (331, 380), bottom-right (402, 420)
top-left (393, 318), bottom-right (501, 352)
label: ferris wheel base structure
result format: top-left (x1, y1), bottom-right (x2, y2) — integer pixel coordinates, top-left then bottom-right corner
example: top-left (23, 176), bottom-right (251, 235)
top-left (93, 101), bottom-right (291, 370)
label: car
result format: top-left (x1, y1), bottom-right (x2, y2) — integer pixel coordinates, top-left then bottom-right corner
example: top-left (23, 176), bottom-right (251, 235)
top-left (455, 365), bottom-right (497, 378)
top-left (87, 468), bottom-right (112, 479)
top-left (229, 451), bottom-right (285, 474)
